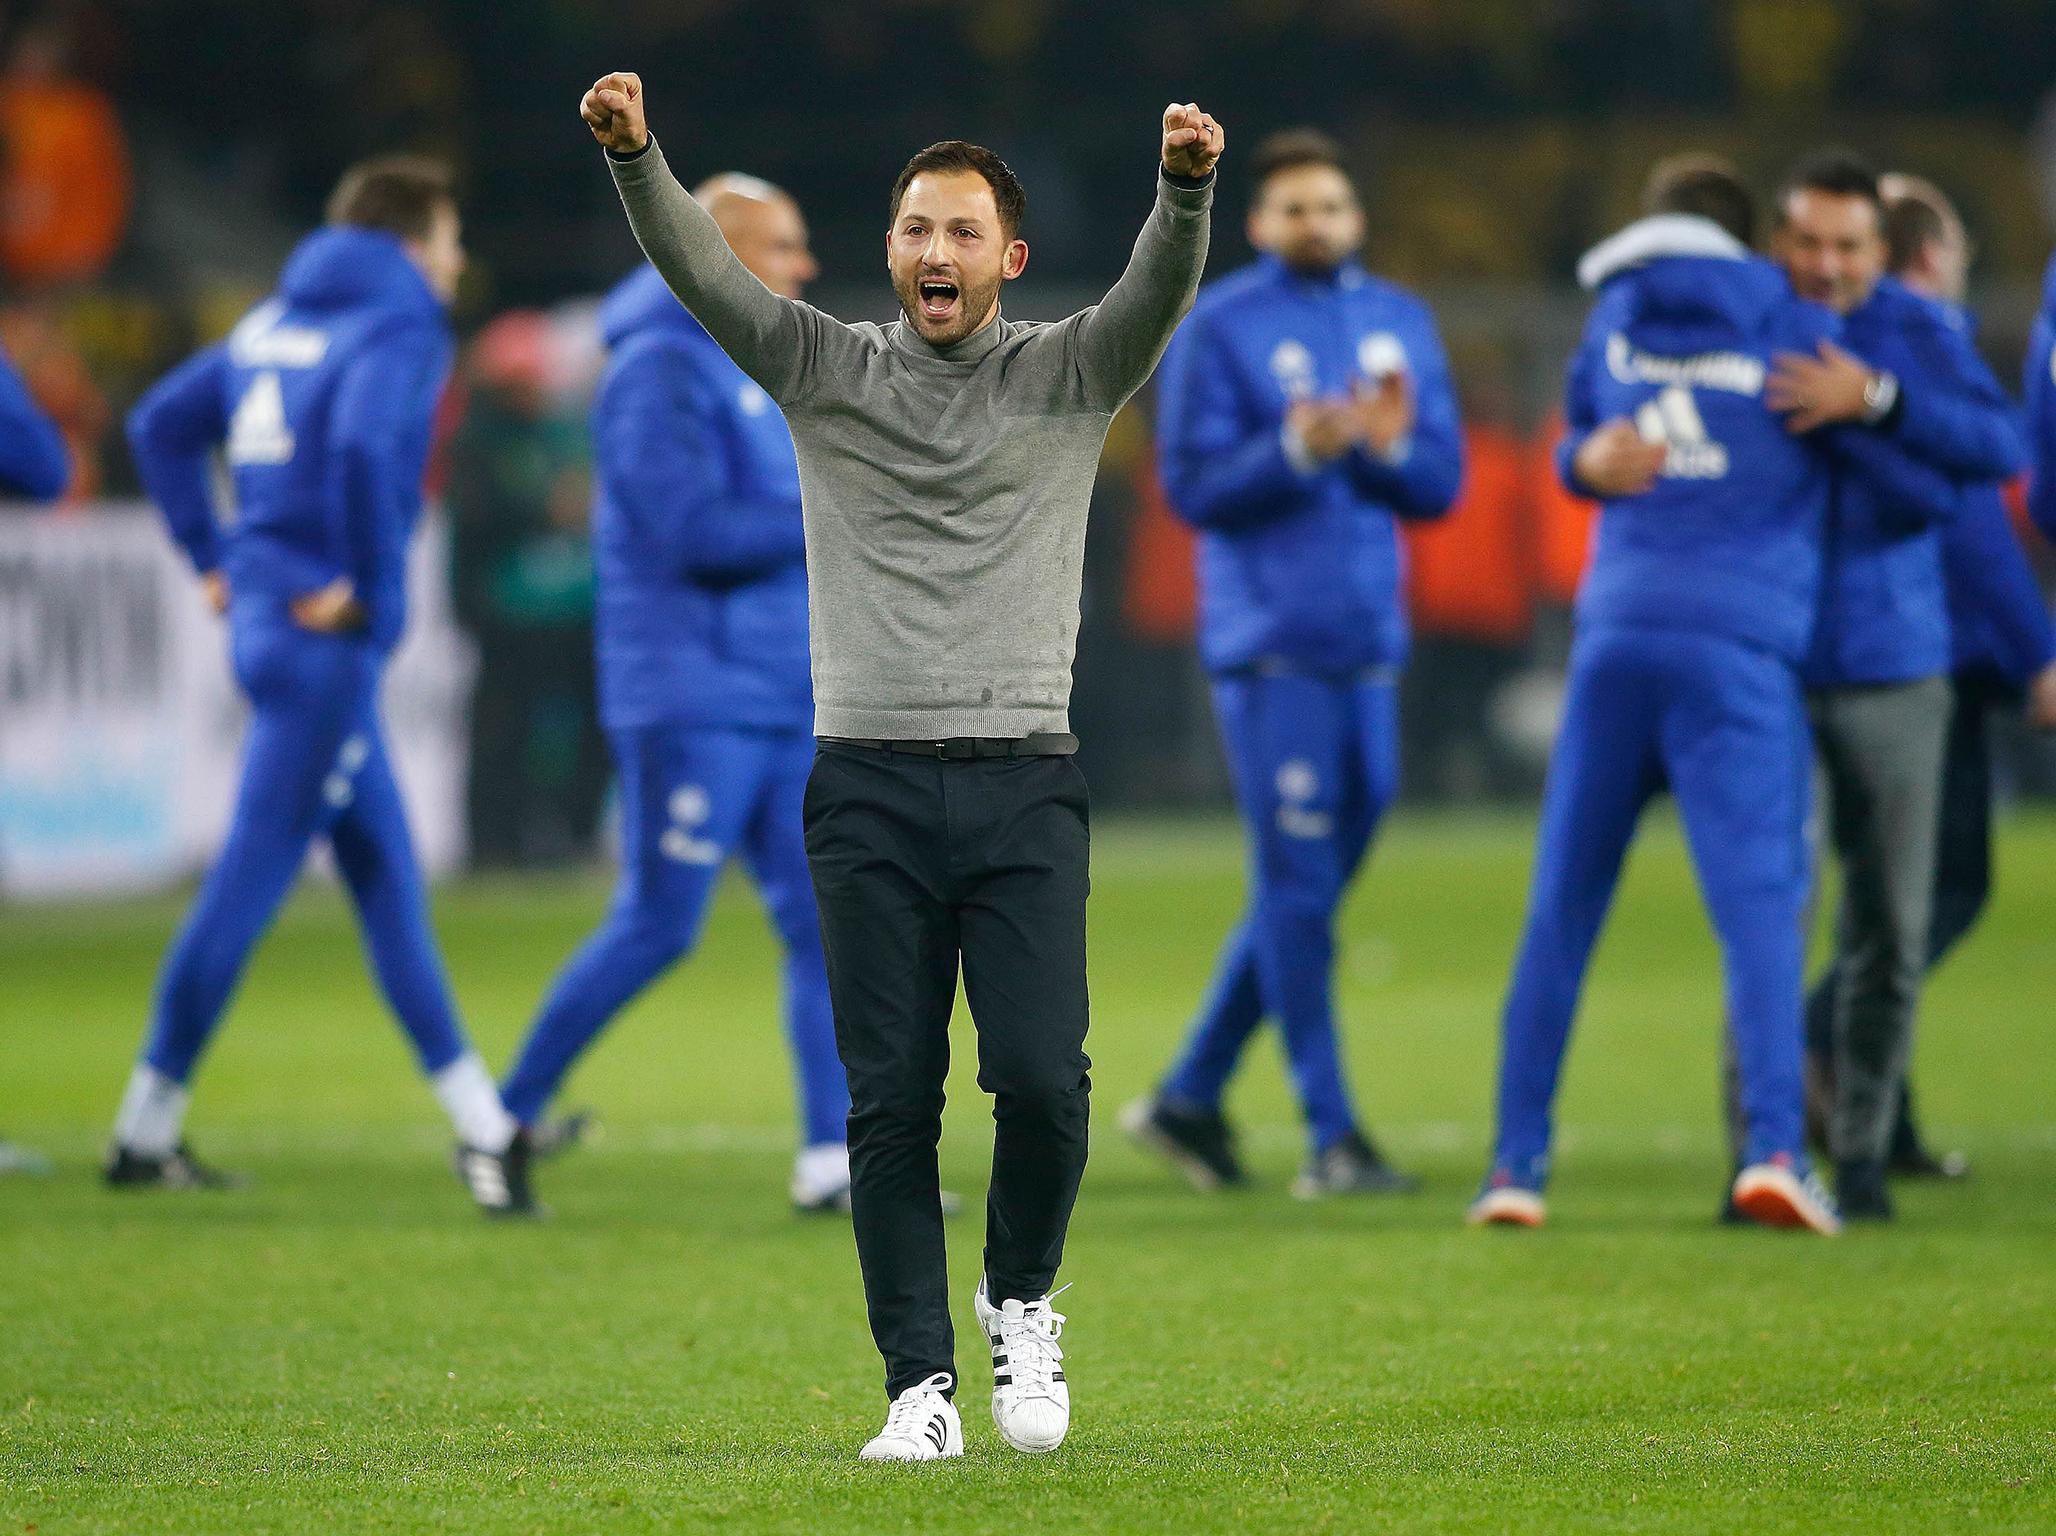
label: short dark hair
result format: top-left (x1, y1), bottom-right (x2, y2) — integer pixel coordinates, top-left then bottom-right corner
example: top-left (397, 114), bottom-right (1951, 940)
top-left (889, 141), bottom-right (1026, 238)
top-left (1879, 174), bottom-right (1957, 275)
top-left (1249, 128), bottom-right (1351, 197)
top-left (1641, 154), bottom-right (1758, 246)
top-left (1776, 148), bottom-right (1883, 224)
top-left (325, 155), bottom-right (457, 241)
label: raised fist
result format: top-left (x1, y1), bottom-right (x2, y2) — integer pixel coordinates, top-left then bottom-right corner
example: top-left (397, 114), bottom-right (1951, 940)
top-left (1162, 102), bottom-right (1224, 179)
top-left (581, 72), bottom-right (649, 155)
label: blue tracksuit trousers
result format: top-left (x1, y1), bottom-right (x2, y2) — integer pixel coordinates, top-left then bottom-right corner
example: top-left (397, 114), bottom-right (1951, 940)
top-left (1491, 625), bottom-right (1812, 1180)
top-left (1159, 670), bottom-right (1399, 1153)
top-left (143, 612), bottom-right (467, 1083)
top-left (499, 722), bottom-right (848, 1146)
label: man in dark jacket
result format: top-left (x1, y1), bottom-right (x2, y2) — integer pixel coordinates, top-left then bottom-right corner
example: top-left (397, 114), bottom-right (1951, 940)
top-left (497, 175), bottom-right (856, 1212)
top-left (1794, 174), bottom-right (2056, 1182)
top-left (105, 157), bottom-right (531, 1212)
top-left (1766, 151), bottom-right (2026, 1220)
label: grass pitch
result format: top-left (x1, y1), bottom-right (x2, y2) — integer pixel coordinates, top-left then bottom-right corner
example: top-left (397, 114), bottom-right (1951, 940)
top-left (4, 808), bottom-right (2053, 1533)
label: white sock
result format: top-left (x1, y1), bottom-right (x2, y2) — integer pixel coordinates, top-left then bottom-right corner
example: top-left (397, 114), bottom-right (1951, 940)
top-left (112, 1064), bottom-right (189, 1158)
top-left (431, 1053), bottom-right (517, 1153)
top-left (792, 1141), bottom-right (851, 1201)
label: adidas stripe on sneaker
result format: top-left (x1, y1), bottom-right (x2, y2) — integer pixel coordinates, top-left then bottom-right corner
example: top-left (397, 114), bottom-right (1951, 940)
top-left (860, 1373), bottom-right (963, 1462)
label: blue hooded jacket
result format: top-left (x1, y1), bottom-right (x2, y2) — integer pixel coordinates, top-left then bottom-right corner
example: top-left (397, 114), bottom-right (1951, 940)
top-left (1154, 253), bottom-right (1464, 676)
top-left (591, 263), bottom-right (809, 733)
top-left (1804, 277), bottom-right (2025, 688)
top-left (2025, 251), bottom-right (2056, 545)
top-left (0, 345), bottom-right (68, 500)
top-left (1942, 482), bottom-right (2055, 686)
top-left (126, 226), bottom-right (453, 651)
top-left (1560, 217), bottom-right (1957, 662)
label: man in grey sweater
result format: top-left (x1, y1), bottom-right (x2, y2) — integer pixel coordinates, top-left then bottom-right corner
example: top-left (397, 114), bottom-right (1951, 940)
top-left (581, 72), bottom-right (1221, 1460)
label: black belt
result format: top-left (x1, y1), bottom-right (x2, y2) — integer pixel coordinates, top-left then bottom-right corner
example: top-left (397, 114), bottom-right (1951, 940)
top-left (820, 733), bottom-right (1078, 759)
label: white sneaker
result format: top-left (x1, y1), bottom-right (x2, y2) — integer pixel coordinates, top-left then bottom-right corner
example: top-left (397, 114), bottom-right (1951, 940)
top-left (791, 1142), bottom-right (852, 1212)
top-left (1731, 1155), bottom-right (1841, 1235)
top-left (859, 1373), bottom-right (963, 1462)
top-left (1466, 1184), bottom-right (1546, 1228)
top-left (974, 1280), bottom-right (1070, 1453)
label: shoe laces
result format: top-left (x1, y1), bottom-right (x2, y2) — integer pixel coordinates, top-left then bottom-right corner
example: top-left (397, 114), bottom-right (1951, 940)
top-left (881, 1373), bottom-right (953, 1440)
top-left (993, 1285), bottom-right (1069, 1399)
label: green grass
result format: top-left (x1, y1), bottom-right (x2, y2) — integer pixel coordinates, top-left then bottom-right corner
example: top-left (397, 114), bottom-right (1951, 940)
top-left (4, 808), bottom-right (2053, 1533)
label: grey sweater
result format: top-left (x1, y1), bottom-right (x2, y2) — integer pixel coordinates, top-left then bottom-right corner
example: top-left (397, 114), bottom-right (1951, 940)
top-left (609, 141), bottom-right (1212, 740)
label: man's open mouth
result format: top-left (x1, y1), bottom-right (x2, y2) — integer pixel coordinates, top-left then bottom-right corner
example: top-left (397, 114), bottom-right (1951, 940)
top-left (917, 277), bottom-right (960, 319)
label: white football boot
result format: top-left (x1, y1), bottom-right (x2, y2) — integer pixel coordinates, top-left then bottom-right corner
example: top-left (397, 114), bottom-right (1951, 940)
top-left (974, 1280), bottom-right (1070, 1453)
top-left (859, 1373), bottom-right (963, 1462)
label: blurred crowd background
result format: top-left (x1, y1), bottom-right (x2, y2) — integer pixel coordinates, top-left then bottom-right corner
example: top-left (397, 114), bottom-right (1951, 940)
top-left (7, 0), bottom-right (2056, 870)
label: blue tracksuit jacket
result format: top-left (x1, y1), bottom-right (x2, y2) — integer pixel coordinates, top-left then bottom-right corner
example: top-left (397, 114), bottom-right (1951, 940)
top-left (591, 264), bottom-right (810, 733)
top-left (1944, 483), bottom-right (2055, 685)
top-left (127, 227), bottom-right (453, 651)
top-left (2025, 253), bottom-right (2056, 545)
top-left (1806, 277), bottom-right (2025, 688)
top-left (129, 227), bottom-right (470, 1093)
top-left (0, 345), bottom-right (68, 499)
top-left (1559, 244), bottom-right (1836, 659)
top-left (1154, 253), bottom-right (1463, 675)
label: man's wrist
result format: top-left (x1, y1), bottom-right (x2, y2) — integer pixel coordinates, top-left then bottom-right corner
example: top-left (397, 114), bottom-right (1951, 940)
top-left (606, 133), bottom-right (654, 163)
top-left (1861, 369), bottom-right (1901, 426)
top-left (1160, 165), bottom-right (1216, 190)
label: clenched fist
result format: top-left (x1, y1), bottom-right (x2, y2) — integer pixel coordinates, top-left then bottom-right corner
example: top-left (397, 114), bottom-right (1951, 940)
top-left (581, 72), bottom-right (649, 155)
top-left (1162, 102), bottom-right (1224, 179)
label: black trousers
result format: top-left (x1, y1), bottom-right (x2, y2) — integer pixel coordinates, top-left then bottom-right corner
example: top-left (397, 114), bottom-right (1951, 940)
top-left (802, 743), bottom-right (1091, 1399)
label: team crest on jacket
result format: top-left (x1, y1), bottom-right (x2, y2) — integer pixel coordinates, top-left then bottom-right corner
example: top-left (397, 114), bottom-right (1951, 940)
top-left (1268, 339), bottom-right (1317, 399)
top-left (1357, 332), bottom-right (1407, 380)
